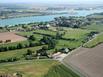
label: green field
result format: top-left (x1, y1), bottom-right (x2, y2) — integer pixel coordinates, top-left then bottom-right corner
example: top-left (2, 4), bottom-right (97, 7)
top-left (0, 28), bottom-right (93, 77)
top-left (57, 28), bottom-right (91, 49)
top-left (82, 23), bottom-right (103, 32)
top-left (57, 40), bottom-right (82, 49)
top-left (84, 33), bottom-right (103, 48)
top-left (44, 63), bottom-right (79, 77)
top-left (0, 28), bottom-right (93, 60)
top-left (0, 46), bottom-right (43, 60)
top-left (0, 40), bottom-right (29, 47)
top-left (34, 29), bottom-right (56, 36)
top-left (63, 28), bottom-right (91, 39)
top-left (17, 28), bottom-right (91, 49)
top-left (17, 29), bottom-right (56, 36)
top-left (0, 60), bottom-right (79, 77)
top-left (18, 28), bottom-right (91, 40)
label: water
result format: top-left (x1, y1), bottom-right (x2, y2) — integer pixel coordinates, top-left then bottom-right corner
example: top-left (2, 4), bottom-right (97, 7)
top-left (0, 9), bottom-right (103, 26)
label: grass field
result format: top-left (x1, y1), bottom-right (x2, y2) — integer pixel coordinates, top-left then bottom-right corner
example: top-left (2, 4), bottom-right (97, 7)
top-left (17, 29), bottom-right (56, 36)
top-left (63, 28), bottom-right (91, 40)
top-left (84, 33), bottom-right (103, 48)
top-left (18, 28), bottom-right (91, 40)
top-left (17, 31), bottom-right (43, 41)
top-left (0, 46), bottom-right (43, 60)
top-left (0, 28), bottom-right (93, 60)
top-left (57, 40), bottom-right (82, 49)
top-left (17, 28), bottom-right (91, 49)
top-left (0, 40), bottom-right (29, 47)
top-left (57, 28), bottom-right (91, 49)
top-left (44, 63), bottom-right (80, 77)
top-left (82, 23), bottom-right (103, 32)
top-left (0, 60), bottom-right (79, 77)
top-left (33, 29), bottom-right (56, 36)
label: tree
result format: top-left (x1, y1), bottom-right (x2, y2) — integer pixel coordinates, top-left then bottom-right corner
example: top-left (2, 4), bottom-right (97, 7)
top-left (0, 40), bottom-right (3, 43)
top-left (8, 46), bottom-right (16, 50)
top-left (55, 32), bottom-right (62, 39)
top-left (40, 36), bottom-right (57, 49)
top-left (16, 72), bottom-right (22, 77)
top-left (0, 47), bottom-right (5, 52)
top-left (5, 40), bottom-right (11, 43)
top-left (28, 35), bottom-right (36, 41)
top-left (48, 39), bottom-right (56, 49)
top-left (3, 46), bottom-right (8, 51)
top-left (40, 36), bottom-right (48, 44)
top-left (0, 27), bottom-right (3, 29)
top-left (26, 49), bottom-right (32, 55)
top-left (29, 42), bottom-right (35, 47)
top-left (42, 46), bottom-right (48, 50)
top-left (17, 43), bottom-right (23, 49)
top-left (54, 16), bottom-right (89, 28)
top-left (36, 46), bottom-right (48, 57)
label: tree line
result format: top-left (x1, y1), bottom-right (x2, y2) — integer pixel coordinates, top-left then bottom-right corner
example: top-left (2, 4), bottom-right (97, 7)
top-left (53, 16), bottom-right (91, 28)
top-left (0, 34), bottom-right (57, 52)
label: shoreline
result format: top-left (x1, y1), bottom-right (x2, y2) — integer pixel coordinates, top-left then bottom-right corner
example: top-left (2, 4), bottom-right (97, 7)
top-left (0, 12), bottom-right (69, 20)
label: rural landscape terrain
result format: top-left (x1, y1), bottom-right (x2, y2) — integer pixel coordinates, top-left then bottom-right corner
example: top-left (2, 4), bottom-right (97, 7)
top-left (0, 1), bottom-right (103, 77)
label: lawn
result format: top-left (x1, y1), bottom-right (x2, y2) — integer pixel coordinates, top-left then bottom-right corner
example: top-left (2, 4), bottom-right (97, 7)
top-left (84, 32), bottom-right (103, 48)
top-left (0, 60), bottom-right (80, 77)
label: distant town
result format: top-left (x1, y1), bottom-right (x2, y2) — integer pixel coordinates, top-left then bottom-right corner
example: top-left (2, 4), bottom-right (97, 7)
top-left (0, 3), bottom-right (103, 19)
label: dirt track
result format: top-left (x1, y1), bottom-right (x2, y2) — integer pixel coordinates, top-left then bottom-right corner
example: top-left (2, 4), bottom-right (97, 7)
top-left (63, 44), bottom-right (103, 77)
top-left (0, 32), bottom-right (26, 43)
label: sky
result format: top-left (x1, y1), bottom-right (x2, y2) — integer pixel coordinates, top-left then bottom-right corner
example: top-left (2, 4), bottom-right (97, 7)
top-left (0, 0), bottom-right (103, 4)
